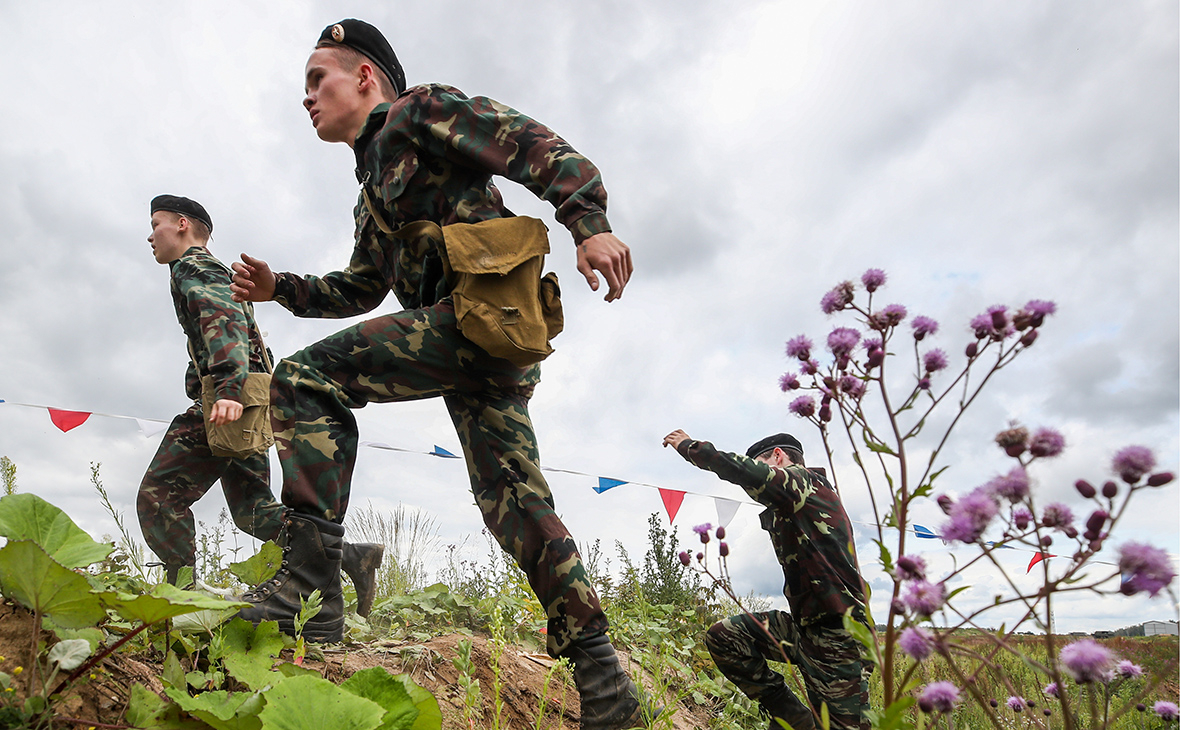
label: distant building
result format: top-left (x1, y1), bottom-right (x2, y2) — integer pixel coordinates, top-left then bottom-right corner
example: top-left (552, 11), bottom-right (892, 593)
top-left (1143, 620), bottom-right (1178, 636)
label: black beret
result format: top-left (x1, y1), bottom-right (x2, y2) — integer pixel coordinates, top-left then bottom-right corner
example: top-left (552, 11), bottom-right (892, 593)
top-left (150, 194), bottom-right (212, 234)
top-left (319, 19), bottom-right (406, 97)
top-left (745, 433), bottom-right (803, 459)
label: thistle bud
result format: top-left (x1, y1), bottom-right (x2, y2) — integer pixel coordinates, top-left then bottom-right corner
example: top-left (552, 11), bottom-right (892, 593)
top-left (937, 494), bottom-right (954, 514)
top-left (819, 405), bottom-right (832, 422)
top-left (966, 342), bottom-right (979, 358)
top-left (716, 526), bottom-right (726, 540)
top-left (696, 551), bottom-right (704, 562)
top-left (1085, 510), bottom-right (1108, 533)
top-left (866, 349), bottom-right (884, 369)
top-left (1019, 329), bottom-right (1038, 347)
top-left (1146, 472), bottom-right (1174, 487)
top-left (719, 542), bottom-right (729, 557)
top-left (678, 551), bottom-right (691, 567)
top-left (1040, 535), bottom-right (1052, 547)
top-left (1102, 482), bottom-right (1118, 499)
top-left (1074, 480), bottom-right (1096, 499)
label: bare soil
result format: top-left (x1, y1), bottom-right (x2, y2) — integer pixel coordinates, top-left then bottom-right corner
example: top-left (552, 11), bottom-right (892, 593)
top-left (0, 602), bottom-right (713, 729)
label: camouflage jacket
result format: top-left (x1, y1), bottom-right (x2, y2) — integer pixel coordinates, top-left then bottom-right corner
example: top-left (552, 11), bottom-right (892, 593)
top-left (170, 247), bottom-right (268, 403)
top-left (677, 439), bottom-right (867, 626)
top-left (273, 84), bottom-right (611, 316)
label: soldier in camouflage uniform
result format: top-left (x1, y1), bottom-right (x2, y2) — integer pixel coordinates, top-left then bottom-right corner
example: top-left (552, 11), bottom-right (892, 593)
top-left (138, 195), bottom-right (288, 584)
top-left (140, 196), bottom-right (385, 613)
top-left (229, 19), bottom-right (650, 728)
top-left (663, 430), bottom-right (871, 730)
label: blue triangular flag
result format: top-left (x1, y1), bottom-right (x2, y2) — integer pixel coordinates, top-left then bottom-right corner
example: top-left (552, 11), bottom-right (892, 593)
top-left (913, 524), bottom-right (939, 539)
top-left (594, 477), bottom-right (628, 494)
top-left (432, 445), bottom-right (460, 458)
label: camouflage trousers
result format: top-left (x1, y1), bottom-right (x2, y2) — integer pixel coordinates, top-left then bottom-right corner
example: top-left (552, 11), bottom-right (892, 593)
top-left (270, 297), bottom-right (609, 656)
top-left (137, 404), bottom-right (287, 569)
top-left (706, 610), bottom-right (871, 730)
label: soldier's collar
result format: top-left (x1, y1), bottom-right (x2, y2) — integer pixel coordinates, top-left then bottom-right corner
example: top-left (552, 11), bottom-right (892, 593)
top-left (353, 103), bottom-right (392, 182)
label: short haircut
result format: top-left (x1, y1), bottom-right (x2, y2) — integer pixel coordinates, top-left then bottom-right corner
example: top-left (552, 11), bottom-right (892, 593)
top-left (315, 41), bottom-right (398, 101)
top-left (782, 447), bottom-right (805, 467)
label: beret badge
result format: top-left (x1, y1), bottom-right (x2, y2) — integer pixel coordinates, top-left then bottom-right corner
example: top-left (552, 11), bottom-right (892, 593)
top-left (331, 23), bottom-right (345, 42)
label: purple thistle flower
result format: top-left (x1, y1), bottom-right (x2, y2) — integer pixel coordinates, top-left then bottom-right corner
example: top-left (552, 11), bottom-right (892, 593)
top-left (917, 377), bottom-right (931, 390)
top-left (942, 487), bottom-right (999, 543)
top-left (863, 337), bottom-right (883, 351)
top-left (1043, 682), bottom-right (1058, 698)
top-left (899, 627), bottom-right (934, 661)
top-left (1013, 507), bottom-right (1033, 531)
top-left (1118, 542), bottom-right (1177, 597)
top-left (1155, 701), bottom-right (1179, 721)
top-left (861, 268), bottom-right (886, 292)
top-left (839, 375), bottom-right (866, 399)
top-left (871, 303), bottom-right (907, 329)
top-left (1040, 503), bottom-right (1073, 531)
top-left (1059, 639), bottom-right (1114, 683)
top-left (970, 313), bottom-right (993, 339)
top-left (989, 467), bottom-right (1030, 503)
top-left (1112, 445), bottom-right (1156, 484)
top-left (802, 359), bottom-right (819, 375)
top-left (827, 327), bottom-right (862, 358)
top-left (779, 372), bottom-right (801, 391)
top-left (693, 523), bottom-right (712, 544)
top-left (821, 281), bottom-right (856, 314)
top-left (1029, 428), bottom-right (1066, 458)
top-left (785, 335), bottom-right (812, 361)
top-left (904, 580), bottom-right (947, 617)
top-left (896, 554), bottom-right (927, 581)
top-left (911, 316), bottom-right (939, 340)
top-left (1007, 697), bottom-right (1026, 712)
top-left (1022, 299), bottom-right (1057, 328)
top-left (789, 396), bottom-right (816, 418)
top-left (1116, 660), bottom-right (1143, 679)
top-left (918, 682), bottom-right (959, 713)
top-left (923, 349), bottom-right (949, 373)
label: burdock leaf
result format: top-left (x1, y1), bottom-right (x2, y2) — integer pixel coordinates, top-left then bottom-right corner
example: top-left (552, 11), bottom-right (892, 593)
top-left (228, 542), bottom-right (283, 586)
top-left (341, 667), bottom-right (419, 730)
top-left (0, 540), bottom-right (107, 627)
top-left (165, 688), bottom-right (265, 730)
top-left (0, 493), bottom-right (112, 568)
top-left (259, 675), bottom-right (385, 730)
top-left (102, 583), bottom-right (248, 625)
top-left (216, 618), bottom-right (288, 691)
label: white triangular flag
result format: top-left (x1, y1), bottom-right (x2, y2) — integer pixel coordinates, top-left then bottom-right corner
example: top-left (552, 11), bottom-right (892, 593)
top-left (136, 418), bottom-right (169, 439)
top-left (714, 497), bottom-right (741, 528)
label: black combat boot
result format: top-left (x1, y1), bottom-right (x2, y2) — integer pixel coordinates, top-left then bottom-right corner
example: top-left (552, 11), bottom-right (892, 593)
top-left (237, 513), bottom-right (345, 643)
top-left (562, 634), bottom-right (657, 730)
top-left (341, 542), bottom-right (384, 617)
top-left (760, 684), bottom-right (816, 730)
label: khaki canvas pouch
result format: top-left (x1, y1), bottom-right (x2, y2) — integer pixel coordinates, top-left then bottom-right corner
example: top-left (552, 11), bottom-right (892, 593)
top-left (188, 306), bottom-right (275, 460)
top-left (390, 217), bottom-right (564, 367)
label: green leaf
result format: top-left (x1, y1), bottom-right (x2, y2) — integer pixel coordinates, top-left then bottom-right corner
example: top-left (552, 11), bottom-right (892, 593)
top-left (945, 585), bottom-right (970, 603)
top-left (162, 650), bottom-right (186, 690)
top-left (819, 701), bottom-right (830, 730)
top-left (0, 540), bottom-right (107, 627)
top-left (259, 675), bottom-right (385, 730)
top-left (874, 539), bottom-right (894, 573)
top-left (173, 607), bottom-right (243, 635)
top-left (127, 684), bottom-right (172, 728)
top-left (165, 687), bottom-right (265, 730)
top-left (42, 617), bottom-right (104, 653)
top-left (273, 662), bottom-right (322, 680)
top-left (47, 638), bottom-right (92, 670)
top-left (842, 615), bottom-right (879, 670)
top-left (341, 667), bottom-right (419, 730)
top-left (0, 493), bottom-right (113, 568)
top-left (228, 542), bottom-right (283, 587)
top-left (103, 583), bottom-right (249, 625)
top-left (863, 438), bottom-right (897, 456)
top-left (215, 618), bottom-right (288, 691)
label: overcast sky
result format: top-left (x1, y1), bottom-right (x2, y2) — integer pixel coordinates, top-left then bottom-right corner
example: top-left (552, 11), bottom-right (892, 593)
top-left (0, 1), bottom-right (1176, 633)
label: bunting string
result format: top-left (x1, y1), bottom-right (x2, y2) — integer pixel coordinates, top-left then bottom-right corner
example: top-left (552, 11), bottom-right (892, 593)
top-left (0, 399), bottom-right (1162, 569)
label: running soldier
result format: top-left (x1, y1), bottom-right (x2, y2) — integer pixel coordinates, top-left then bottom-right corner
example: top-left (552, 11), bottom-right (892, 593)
top-left (139, 195), bottom-right (383, 615)
top-left (662, 430), bottom-right (871, 730)
top-left (229, 19), bottom-right (650, 729)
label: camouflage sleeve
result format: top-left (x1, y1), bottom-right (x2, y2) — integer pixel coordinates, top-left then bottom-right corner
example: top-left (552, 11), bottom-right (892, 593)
top-left (270, 232), bottom-right (390, 318)
top-left (676, 439), bottom-right (807, 512)
top-left (389, 85), bottom-right (611, 244)
top-left (174, 257), bottom-right (251, 402)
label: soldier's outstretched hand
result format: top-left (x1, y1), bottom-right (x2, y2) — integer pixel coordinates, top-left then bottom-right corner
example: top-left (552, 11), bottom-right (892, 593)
top-left (663, 430), bottom-right (691, 450)
top-left (577, 232), bottom-right (632, 302)
top-left (231, 254), bottom-right (276, 303)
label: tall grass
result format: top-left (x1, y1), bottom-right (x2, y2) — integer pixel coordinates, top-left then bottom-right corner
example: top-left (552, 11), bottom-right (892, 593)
top-left (346, 501), bottom-right (440, 599)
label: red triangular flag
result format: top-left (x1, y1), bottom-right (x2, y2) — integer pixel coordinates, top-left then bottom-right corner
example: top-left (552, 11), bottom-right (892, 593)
top-left (48, 408), bottom-right (92, 433)
top-left (658, 488), bottom-right (685, 524)
top-left (1027, 551), bottom-right (1056, 573)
